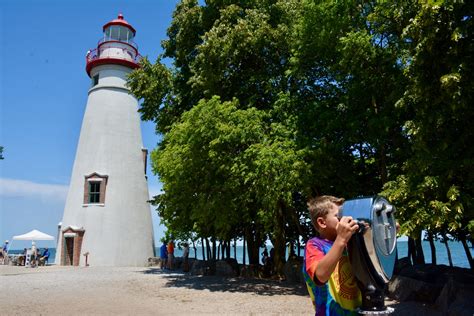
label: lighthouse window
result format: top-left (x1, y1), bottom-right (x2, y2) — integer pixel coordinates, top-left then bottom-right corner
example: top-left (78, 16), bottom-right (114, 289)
top-left (83, 173), bottom-right (108, 205)
top-left (92, 75), bottom-right (99, 86)
top-left (89, 182), bottom-right (101, 203)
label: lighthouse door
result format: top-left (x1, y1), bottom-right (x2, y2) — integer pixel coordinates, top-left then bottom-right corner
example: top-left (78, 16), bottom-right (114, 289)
top-left (64, 237), bottom-right (74, 266)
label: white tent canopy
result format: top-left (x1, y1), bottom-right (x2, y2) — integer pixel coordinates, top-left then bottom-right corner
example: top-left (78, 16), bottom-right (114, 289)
top-left (12, 229), bottom-right (54, 241)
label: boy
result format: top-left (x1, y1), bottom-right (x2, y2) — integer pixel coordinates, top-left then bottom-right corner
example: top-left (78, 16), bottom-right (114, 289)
top-left (303, 195), bottom-right (361, 315)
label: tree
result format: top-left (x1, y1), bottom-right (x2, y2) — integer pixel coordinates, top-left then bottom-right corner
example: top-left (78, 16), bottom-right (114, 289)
top-left (130, 0), bottom-right (307, 275)
top-left (129, 0), bottom-right (474, 272)
top-left (292, 0), bottom-right (410, 199)
top-left (152, 96), bottom-right (306, 270)
top-left (384, 0), bottom-right (474, 268)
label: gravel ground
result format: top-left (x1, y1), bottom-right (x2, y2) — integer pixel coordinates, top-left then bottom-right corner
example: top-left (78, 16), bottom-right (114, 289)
top-left (0, 265), bottom-right (439, 315)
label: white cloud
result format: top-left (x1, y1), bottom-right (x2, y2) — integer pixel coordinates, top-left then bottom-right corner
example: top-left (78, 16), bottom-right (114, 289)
top-left (0, 178), bottom-right (68, 201)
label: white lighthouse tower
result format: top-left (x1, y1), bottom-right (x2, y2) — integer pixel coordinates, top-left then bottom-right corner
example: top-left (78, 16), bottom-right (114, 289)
top-left (56, 14), bottom-right (154, 266)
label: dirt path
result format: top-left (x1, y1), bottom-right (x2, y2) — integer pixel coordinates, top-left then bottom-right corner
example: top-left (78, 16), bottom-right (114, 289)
top-left (0, 265), bottom-right (439, 315)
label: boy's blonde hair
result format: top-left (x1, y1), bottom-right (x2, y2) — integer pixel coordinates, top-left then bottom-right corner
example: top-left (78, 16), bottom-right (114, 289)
top-left (307, 195), bottom-right (345, 230)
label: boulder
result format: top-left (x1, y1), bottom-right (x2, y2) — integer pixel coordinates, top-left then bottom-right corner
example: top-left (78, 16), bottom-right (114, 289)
top-left (224, 258), bottom-right (240, 276)
top-left (215, 260), bottom-right (236, 277)
top-left (388, 275), bottom-right (441, 302)
top-left (173, 256), bottom-right (183, 269)
top-left (147, 257), bottom-right (160, 267)
top-left (435, 276), bottom-right (474, 316)
top-left (240, 264), bottom-right (259, 278)
top-left (190, 259), bottom-right (206, 275)
top-left (190, 259), bottom-right (214, 276)
top-left (389, 263), bottom-right (474, 315)
top-left (393, 256), bottom-right (412, 275)
top-left (284, 256), bottom-right (304, 284)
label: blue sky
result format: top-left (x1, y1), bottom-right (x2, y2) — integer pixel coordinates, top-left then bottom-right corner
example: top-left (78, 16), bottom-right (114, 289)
top-left (0, 0), bottom-right (181, 249)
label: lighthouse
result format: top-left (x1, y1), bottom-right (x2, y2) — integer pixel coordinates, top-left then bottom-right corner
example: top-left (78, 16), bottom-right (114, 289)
top-left (55, 14), bottom-right (154, 266)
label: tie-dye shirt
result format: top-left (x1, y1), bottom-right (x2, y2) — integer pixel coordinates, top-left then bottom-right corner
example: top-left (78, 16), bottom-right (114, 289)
top-left (303, 237), bottom-right (361, 315)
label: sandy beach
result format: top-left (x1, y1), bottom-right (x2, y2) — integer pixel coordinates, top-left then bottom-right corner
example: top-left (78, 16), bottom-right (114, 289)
top-left (0, 265), bottom-right (439, 315)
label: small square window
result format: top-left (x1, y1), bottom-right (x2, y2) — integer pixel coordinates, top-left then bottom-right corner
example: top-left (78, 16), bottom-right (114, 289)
top-left (89, 182), bottom-right (101, 203)
top-left (84, 173), bottom-right (108, 205)
top-left (92, 75), bottom-right (99, 86)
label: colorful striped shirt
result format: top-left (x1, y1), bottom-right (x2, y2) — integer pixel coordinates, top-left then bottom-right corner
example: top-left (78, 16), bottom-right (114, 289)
top-left (303, 237), bottom-right (361, 315)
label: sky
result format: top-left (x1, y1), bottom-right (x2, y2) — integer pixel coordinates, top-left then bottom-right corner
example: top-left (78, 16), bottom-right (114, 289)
top-left (0, 0), bottom-right (181, 249)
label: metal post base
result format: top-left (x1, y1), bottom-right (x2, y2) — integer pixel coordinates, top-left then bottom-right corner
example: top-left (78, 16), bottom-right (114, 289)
top-left (357, 307), bottom-right (394, 315)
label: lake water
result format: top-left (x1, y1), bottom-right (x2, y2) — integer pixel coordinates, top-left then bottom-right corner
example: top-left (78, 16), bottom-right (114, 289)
top-left (9, 240), bottom-right (473, 268)
top-left (165, 240), bottom-right (473, 269)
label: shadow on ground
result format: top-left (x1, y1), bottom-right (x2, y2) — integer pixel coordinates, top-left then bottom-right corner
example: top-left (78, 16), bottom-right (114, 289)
top-left (139, 269), bottom-right (451, 313)
top-left (387, 300), bottom-right (442, 316)
top-left (140, 268), bottom-right (308, 296)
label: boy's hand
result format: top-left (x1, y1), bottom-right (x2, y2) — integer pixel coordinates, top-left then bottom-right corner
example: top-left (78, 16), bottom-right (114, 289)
top-left (336, 216), bottom-right (359, 245)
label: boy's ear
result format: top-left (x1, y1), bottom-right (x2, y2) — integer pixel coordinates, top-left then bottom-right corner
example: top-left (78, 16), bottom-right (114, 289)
top-left (316, 217), bottom-right (326, 229)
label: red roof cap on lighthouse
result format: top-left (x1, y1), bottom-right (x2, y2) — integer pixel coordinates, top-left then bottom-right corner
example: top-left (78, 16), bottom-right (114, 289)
top-left (103, 13), bottom-right (136, 36)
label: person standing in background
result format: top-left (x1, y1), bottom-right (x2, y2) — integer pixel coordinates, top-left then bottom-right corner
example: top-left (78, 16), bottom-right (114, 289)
top-left (159, 242), bottom-right (168, 270)
top-left (182, 243), bottom-right (190, 272)
top-left (167, 240), bottom-right (175, 270)
top-left (30, 242), bottom-right (38, 268)
top-left (1, 240), bottom-right (9, 265)
top-left (2, 240), bottom-right (8, 254)
top-left (0, 240), bottom-right (7, 265)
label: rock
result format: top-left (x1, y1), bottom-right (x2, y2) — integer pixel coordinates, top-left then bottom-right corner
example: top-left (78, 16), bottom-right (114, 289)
top-left (393, 256), bottom-right (412, 275)
top-left (388, 275), bottom-right (441, 303)
top-left (190, 259), bottom-right (214, 276)
top-left (389, 263), bottom-right (474, 315)
top-left (173, 256), bottom-right (183, 269)
top-left (435, 276), bottom-right (474, 316)
top-left (147, 257), bottom-right (160, 267)
top-left (190, 259), bottom-right (206, 275)
top-left (215, 260), bottom-right (236, 277)
top-left (240, 264), bottom-right (258, 278)
top-left (284, 256), bottom-right (304, 284)
top-left (224, 258), bottom-right (240, 276)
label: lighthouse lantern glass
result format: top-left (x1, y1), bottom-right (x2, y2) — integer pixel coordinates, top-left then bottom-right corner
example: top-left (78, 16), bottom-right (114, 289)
top-left (106, 26), bottom-right (133, 43)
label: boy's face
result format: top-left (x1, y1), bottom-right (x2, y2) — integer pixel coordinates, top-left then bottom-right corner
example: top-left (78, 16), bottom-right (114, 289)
top-left (316, 203), bottom-right (340, 240)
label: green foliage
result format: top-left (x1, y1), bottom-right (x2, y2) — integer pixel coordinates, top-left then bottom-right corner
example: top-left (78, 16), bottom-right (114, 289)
top-left (127, 57), bottom-right (172, 132)
top-left (128, 0), bottom-right (474, 267)
top-left (293, 0), bottom-right (409, 196)
top-left (154, 96), bottom-right (306, 245)
top-left (388, 0), bottom-right (474, 240)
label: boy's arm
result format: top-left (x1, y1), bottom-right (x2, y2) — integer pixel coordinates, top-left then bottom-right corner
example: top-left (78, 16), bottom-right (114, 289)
top-left (315, 217), bottom-right (358, 283)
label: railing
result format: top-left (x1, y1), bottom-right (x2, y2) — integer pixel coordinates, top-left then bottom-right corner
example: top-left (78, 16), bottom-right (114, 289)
top-left (86, 47), bottom-right (142, 65)
top-left (98, 36), bottom-right (138, 50)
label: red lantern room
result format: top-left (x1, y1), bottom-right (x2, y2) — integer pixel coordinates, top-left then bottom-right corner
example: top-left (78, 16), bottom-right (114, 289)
top-left (85, 14), bottom-right (141, 77)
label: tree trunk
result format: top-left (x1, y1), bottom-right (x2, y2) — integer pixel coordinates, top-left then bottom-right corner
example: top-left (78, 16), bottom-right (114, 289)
top-left (226, 240), bottom-right (231, 259)
top-left (427, 231), bottom-right (437, 265)
top-left (201, 238), bottom-right (206, 261)
top-left (460, 235), bottom-right (474, 270)
top-left (414, 238), bottom-right (425, 264)
top-left (217, 242), bottom-right (221, 260)
top-left (243, 235), bottom-right (246, 265)
top-left (205, 238), bottom-right (211, 261)
top-left (413, 231), bottom-right (425, 264)
top-left (244, 229), bottom-right (261, 266)
top-left (273, 200), bottom-right (287, 277)
top-left (212, 237), bottom-right (217, 261)
top-left (408, 237), bottom-right (416, 265)
top-left (234, 238), bottom-right (237, 260)
top-left (297, 239), bottom-right (301, 258)
top-left (192, 240), bottom-right (197, 259)
top-left (442, 234), bottom-right (453, 267)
